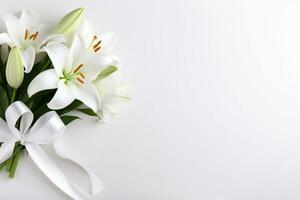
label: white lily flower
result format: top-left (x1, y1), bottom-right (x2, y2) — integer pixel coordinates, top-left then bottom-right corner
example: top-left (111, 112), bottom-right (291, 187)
top-left (94, 70), bottom-right (130, 122)
top-left (0, 10), bottom-right (64, 72)
top-left (78, 21), bottom-right (116, 55)
top-left (77, 21), bottom-right (128, 120)
top-left (27, 35), bottom-right (119, 111)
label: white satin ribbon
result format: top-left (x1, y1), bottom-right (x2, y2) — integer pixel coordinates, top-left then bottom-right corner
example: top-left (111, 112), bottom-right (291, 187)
top-left (0, 101), bottom-right (103, 199)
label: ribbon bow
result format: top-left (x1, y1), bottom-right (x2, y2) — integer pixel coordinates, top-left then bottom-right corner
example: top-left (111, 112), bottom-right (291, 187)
top-left (0, 101), bottom-right (102, 199)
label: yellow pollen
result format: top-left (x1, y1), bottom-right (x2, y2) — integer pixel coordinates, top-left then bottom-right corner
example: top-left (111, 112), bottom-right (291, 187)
top-left (73, 64), bottom-right (84, 73)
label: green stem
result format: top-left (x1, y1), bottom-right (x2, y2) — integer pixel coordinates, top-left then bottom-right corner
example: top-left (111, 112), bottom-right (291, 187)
top-left (0, 160), bottom-right (7, 172)
top-left (5, 158), bottom-right (12, 172)
top-left (6, 148), bottom-right (16, 171)
top-left (6, 143), bottom-right (21, 172)
top-left (9, 150), bottom-right (21, 178)
top-left (40, 58), bottom-right (51, 72)
top-left (10, 89), bottom-right (17, 103)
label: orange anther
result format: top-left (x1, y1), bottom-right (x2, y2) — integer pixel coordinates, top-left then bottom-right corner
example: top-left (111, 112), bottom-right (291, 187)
top-left (94, 46), bottom-right (101, 52)
top-left (79, 72), bottom-right (85, 78)
top-left (73, 64), bottom-right (84, 73)
top-left (93, 40), bottom-right (101, 49)
top-left (77, 77), bottom-right (84, 84)
top-left (24, 29), bottom-right (29, 40)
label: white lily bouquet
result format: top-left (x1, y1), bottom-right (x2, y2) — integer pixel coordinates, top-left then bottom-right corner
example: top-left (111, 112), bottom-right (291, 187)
top-left (0, 8), bottom-right (129, 199)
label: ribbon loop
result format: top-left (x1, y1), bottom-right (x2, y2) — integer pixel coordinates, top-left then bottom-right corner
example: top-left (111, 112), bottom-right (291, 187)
top-left (0, 101), bottom-right (102, 199)
top-left (0, 118), bottom-right (15, 142)
top-left (25, 111), bottom-right (65, 144)
top-left (5, 101), bottom-right (33, 136)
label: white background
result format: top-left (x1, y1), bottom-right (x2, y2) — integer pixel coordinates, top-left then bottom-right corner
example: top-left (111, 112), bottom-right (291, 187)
top-left (1, 0), bottom-right (300, 199)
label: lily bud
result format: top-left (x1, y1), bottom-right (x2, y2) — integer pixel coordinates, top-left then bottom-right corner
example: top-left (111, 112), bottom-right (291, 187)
top-left (6, 47), bottom-right (24, 89)
top-left (54, 7), bottom-right (85, 35)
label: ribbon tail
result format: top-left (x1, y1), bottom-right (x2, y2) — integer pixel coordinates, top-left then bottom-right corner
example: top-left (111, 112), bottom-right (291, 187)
top-left (53, 140), bottom-right (103, 195)
top-left (0, 140), bottom-right (16, 164)
top-left (26, 143), bottom-right (97, 200)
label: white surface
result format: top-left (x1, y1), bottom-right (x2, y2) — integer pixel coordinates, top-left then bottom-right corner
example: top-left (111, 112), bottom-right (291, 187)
top-left (1, 0), bottom-right (300, 199)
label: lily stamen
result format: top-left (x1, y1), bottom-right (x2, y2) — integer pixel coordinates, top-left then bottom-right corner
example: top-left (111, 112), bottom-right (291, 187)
top-left (24, 29), bottom-right (29, 40)
top-left (64, 64), bottom-right (86, 84)
top-left (77, 77), bottom-right (84, 84)
top-left (32, 32), bottom-right (39, 40)
top-left (25, 30), bottom-right (39, 41)
top-left (73, 64), bottom-right (84, 73)
top-left (79, 72), bottom-right (85, 78)
top-left (87, 35), bottom-right (102, 53)
top-left (94, 46), bottom-right (101, 52)
top-left (87, 35), bottom-right (97, 50)
top-left (93, 40), bottom-right (101, 49)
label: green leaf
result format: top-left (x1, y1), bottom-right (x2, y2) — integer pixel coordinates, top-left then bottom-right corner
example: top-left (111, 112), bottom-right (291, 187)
top-left (27, 89), bottom-right (56, 111)
top-left (57, 100), bottom-right (82, 116)
top-left (17, 57), bottom-right (52, 102)
top-left (0, 45), bottom-right (7, 87)
top-left (32, 104), bottom-right (51, 123)
top-left (8, 150), bottom-right (21, 178)
top-left (5, 142), bottom-right (22, 173)
top-left (0, 160), bottom-right (7, 172)
top-left (60, 115), bottom-right (80, 125)
top-left (78, 108), bottom-right (100, 119)
top-left (95, 65), bottom-right (118, 81)
top-left (0, 85), bottom-right (9, 119)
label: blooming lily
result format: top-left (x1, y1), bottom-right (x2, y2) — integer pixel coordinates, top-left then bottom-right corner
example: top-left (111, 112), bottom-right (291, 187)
top-left (78, 21), bottom-right (116, 55)
top-left (27, 35), bottom-right (119, 111)
top-left (94, 68), bottom-right (130, 122)
top-left (0, 10), bottom-right (64, 72)
top-left (77, 21), bottom-right (126, 120)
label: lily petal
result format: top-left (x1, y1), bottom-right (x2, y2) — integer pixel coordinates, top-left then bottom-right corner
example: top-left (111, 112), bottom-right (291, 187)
top-left (20, 10), bottom-right (39, 30)
top-left (79, 20), bottom-right (95, 48)
top-left (75, 82), bottom-right (100, 112)
top-left (28, 69), bottom-right (59, 97)
top-left (95, 73), bottom-right (130, 122)
top-left (39, 34), bottom-right (67, 50)
top-left (43, 43), bottom-right (72, 76)
top-left (77, 54), bottom-right (120, 81)
top-left (97, 32), bottom-right (116, 53)
top-left (3, 13), bottom-right (24, 47)
top-left (47, 80), bottom-right (74, 110)
top-left (0, 33), bottom-right (12, 46)
top-left (70, 34), bottom-right (85, 63)
top-left (20, 46), bottom-right (35, 73)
